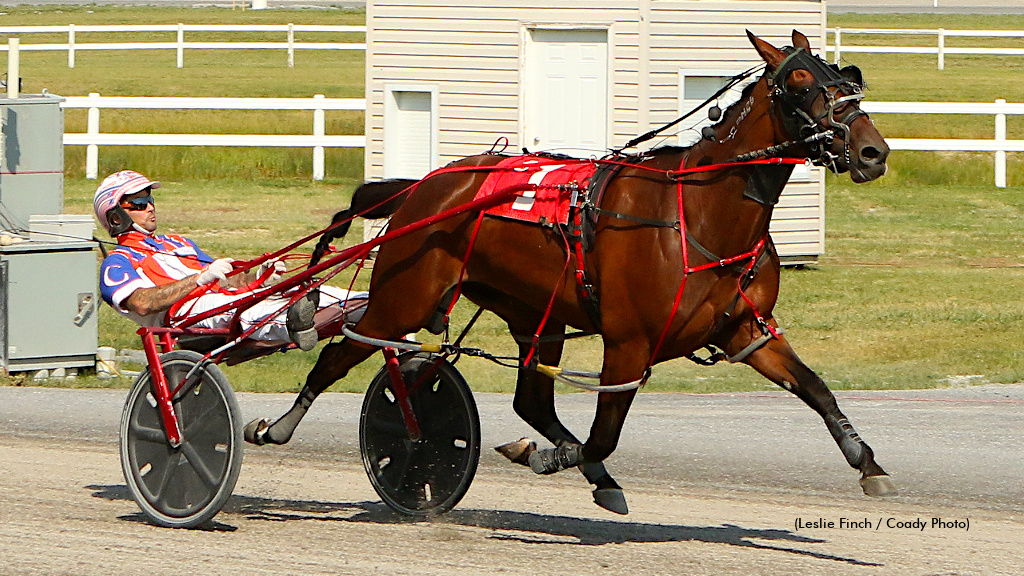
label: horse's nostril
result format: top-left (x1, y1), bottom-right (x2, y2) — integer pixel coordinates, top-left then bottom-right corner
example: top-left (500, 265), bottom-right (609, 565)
top-left (860, 145), bottom-right (887, 164)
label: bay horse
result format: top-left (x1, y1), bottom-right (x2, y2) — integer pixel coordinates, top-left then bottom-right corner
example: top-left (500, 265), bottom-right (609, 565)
top-left (246, 30), bottom-right (894, 513)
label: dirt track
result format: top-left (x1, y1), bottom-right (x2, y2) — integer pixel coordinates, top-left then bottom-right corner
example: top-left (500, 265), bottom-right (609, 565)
top-left (1, 435), bottom-right (1020, 576)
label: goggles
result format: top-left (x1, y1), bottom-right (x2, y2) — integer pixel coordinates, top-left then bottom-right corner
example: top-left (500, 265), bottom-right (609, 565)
top-left (120, 194), bottom-right (155, 211)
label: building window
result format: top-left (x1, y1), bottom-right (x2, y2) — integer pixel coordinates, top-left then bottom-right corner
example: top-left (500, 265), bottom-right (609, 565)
top-left (678, 68), bottom-right (812, 182)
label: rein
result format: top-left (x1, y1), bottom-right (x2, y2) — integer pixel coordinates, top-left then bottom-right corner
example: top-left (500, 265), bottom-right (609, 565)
top-left (616, 63), bottom-right (765, 153)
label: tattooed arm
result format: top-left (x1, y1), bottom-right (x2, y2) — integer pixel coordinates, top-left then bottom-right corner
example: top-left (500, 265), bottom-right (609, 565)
top-left (122, 277), bottom-right (199, 317)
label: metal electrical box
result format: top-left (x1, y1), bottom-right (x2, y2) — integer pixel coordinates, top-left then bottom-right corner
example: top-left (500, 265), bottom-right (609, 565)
top-left (0, 92), bottom-right (97, 374)
top-left (0, 240), bottom-right (98, 371)
top-left (0, 93), bottom-right (65, 226)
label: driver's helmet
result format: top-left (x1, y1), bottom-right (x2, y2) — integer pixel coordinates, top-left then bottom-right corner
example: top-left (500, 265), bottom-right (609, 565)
top-left (93, 170), bottom-right (161, 236)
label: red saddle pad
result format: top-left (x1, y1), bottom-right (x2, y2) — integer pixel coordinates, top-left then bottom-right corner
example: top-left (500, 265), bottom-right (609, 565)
top-left (475, 155), bottom-right (596, 226)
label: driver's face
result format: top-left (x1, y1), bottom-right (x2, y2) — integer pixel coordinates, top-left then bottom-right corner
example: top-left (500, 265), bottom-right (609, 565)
top-left (122, 189), bottom-right (157, 233)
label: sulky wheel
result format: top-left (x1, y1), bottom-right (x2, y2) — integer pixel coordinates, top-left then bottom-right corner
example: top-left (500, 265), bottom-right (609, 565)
top-left (360, 353), bottom-right (480, 516)
top-left (119, 350), bottom-right (243, 528)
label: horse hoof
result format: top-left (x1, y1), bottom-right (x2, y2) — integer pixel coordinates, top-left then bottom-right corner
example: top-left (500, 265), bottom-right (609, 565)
top-left (243, 418), bottom-right (270, 446)
top-left (495, 438), bottom-right (536, 466)
top-left (860, 474), bottom-right (897, 497)
top-left (593, 488), bottom-right (628, 515)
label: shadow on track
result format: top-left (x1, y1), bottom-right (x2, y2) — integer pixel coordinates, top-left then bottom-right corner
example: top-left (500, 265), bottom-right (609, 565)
top-left (89, 484), bottom-right (882, 567)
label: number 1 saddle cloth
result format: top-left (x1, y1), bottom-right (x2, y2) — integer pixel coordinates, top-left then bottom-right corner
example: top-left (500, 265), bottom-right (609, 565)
top-left (473, 155), bottom-right (597, 227)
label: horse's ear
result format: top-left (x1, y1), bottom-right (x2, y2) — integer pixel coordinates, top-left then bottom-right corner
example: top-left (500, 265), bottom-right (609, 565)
top-left (791, 30), bottom-right (811, 51)
top-left (746, 30), bottom-right (786, 69)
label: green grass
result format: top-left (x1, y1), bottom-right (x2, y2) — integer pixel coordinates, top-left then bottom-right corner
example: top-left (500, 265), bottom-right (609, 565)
top-left (827, 13), bottom-right (1024, 145)
top-left (1, 5), bottom-right (366, 180)
top-left (3, 9), bottom-right (1024, 393)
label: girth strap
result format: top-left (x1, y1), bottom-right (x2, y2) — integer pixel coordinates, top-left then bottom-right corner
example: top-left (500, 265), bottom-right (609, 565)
top-left (568, 205), bottom-right (602, 331)
top-left (563, 161), bottom-right (624, 334)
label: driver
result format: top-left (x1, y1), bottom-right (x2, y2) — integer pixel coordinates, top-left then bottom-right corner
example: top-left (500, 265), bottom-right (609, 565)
top-left (96, 170), bottom-right (366, 351)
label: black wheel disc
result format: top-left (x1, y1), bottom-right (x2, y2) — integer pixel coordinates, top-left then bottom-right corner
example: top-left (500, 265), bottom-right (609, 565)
top-left (119, 350), bottom-right (243, 528)
top-left (360, 353), bottom-right (480, 516)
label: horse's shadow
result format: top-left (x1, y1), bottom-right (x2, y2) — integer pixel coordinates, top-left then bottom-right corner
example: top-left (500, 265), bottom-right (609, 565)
top-left (88, 484), bottom-right (881, 567)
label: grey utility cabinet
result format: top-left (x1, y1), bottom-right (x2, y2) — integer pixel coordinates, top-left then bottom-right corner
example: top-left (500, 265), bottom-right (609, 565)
top-left (0, 240), bottom-right (98, 371)
top-left (0, 93), bottom-right (65, 225)
top-left (0, 92), bottom-right (98, 374)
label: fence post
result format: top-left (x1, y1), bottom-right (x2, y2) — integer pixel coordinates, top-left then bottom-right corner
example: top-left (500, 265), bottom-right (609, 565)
top-left (87, 92), bottom-right (100, 180)
top-left (313, 94), bottom-right (325, 181)
top-left (177, 24), bottom-right (184, 68)
top-left (288, 23), bottom-right (295, 68)
top-left (995, 98), bottom-right (1007, 188)
top-left (833, 27), bottom-right (842, 64)
top-left (937, 28), bottom-right (945, 71)
top-left (68, 24), bottom-right (75, 69)
top-left (7, 39), bottom-right (18, 99)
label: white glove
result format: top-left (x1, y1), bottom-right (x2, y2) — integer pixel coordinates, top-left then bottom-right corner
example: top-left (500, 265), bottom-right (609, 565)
top-left (195, 258), bottom-right (234, 286)
top-left (258, 259), bottom-right (287, 285)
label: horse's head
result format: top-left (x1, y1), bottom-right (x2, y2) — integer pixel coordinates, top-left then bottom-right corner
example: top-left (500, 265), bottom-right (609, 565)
top-left (747, 30), bottom-right (889, 182)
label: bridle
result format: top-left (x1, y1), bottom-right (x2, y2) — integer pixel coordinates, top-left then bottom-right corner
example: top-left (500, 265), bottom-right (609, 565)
top-left (766, 47), bottom-right (867, 172)
top-left (616, 47), bottom-right (870, 172)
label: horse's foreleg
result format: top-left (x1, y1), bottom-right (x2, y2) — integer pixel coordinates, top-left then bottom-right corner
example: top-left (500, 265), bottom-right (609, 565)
top-left (524, 339), bottom-right (643, 493)
top-left (543, 381), bottom-right (639, 515)
top-left (496, 323), bottom-right (627, 513)
top-left (741, 330), bottom-right (896, 496)
top-left (245, 339), bottom-right (377, 445)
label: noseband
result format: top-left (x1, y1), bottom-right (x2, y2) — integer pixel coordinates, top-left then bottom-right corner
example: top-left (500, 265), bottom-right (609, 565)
top-left (767, 47), bottom-right (867, 171)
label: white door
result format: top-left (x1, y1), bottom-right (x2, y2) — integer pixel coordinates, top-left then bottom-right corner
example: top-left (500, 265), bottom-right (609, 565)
top-left (525, 29), bottom-right (608, 156)
top-left (384, 88), bottom-right (436, 179)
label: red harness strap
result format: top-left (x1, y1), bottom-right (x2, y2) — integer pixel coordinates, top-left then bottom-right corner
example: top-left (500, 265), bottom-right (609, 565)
top-left (643, 157), bottom-right (795, 377)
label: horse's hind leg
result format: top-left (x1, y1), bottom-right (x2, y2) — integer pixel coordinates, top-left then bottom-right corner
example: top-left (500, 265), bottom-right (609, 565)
top-left (245, 338), bottom-right (378, 445)
top-left (247, 273), bottom-right (459, 446)
top-left (496, 319), bottom-right (628, 514)
top-left (741, 330), bottom-right (896, 496)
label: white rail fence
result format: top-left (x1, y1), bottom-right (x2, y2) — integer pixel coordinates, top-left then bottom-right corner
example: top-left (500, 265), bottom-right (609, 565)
top-left (0, 24), bottom-right (366, 68)
top-left (862, 100), bottom-right (1023, 188)
top-left (60, 96), bottom-right (1020, 185)
top-left (61, 94), bottom-right (366, 181)
top-left (3, 24), bottom-right (1017, 71)
top-left (828, 28), bottom-right (1024, 70)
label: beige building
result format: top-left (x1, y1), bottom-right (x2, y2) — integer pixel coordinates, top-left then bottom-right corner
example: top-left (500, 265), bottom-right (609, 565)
top-left (364, 1), bottom-right (828, 262)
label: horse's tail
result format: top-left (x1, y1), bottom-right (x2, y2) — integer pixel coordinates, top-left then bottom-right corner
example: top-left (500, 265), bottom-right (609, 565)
top-left (308, 178), bottom-right (418, 268)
